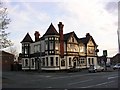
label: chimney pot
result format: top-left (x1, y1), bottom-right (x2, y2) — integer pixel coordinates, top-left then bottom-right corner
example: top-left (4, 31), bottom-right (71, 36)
top-left (34, 31), bottom-right (40, 42)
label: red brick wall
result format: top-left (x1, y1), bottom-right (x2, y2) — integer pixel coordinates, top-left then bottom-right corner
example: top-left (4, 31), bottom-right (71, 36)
top-left (1, 51), bottom-right (14, 71)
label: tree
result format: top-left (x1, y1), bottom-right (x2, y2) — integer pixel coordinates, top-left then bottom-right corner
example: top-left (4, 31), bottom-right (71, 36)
top-left (9, 46), bottom-right (19, 61)
top-left (0, 1), bottom-right (13, 49)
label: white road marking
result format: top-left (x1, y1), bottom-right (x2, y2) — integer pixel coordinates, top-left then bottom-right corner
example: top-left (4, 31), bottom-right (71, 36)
top-left (50, 73), bottom-right (101, 79)
top-left (46, 86), bottom-right (52, 88)
top-left (102, 74), bottom-right (118, 78)
top-left (80, 80), bottom-right (115, 88)
top-left (45, 76), bottom-right (51, 78)
top-left (108, 76), bottom-right (118, 79)
top-left (68, 79), bottom-right (93, 85)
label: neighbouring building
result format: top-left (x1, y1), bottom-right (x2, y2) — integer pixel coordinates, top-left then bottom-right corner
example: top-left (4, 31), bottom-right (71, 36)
top-left (110, 53), bottom-right (120, 65)
top-left (20, 22), bottom-right (99, 70)
top-left (0, 51), bottom-right (14, 71)
top-left (98, 56), bottom-right (111, 66)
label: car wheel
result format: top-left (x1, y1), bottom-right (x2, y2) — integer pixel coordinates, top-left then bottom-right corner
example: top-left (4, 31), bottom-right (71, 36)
top-left (94, 70), bottom-right (97, 73)
top-left (101, 69), bottom-right (104, 72)
top-left (113, 68), bottom-right (115, 70)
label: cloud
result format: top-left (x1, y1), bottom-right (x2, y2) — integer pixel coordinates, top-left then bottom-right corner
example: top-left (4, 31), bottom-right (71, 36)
top-left (3, 0), bottom-right (118, 57)
top-left (56, 0), bottom-right (118, 56)
top-left (104, 2), bottom-right (118, 15)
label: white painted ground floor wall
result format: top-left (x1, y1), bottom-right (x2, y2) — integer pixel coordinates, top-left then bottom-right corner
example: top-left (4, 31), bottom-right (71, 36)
top-left (22, 56), bottom-right (97, 70)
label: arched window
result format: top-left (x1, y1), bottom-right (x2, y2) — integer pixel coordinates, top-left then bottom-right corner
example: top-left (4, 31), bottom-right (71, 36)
top-left (69, 58), bottom-right (71, 66)
top-left (25, 59), bottom-right (28, 66)
top-left (61, 60), bottom-right (65, 66)
top-left (50, 57), bottom-right (54, 66)
top-left (56, 57), bottom-right (58, 66)
top-left (32, 59), bottom-right (34, 66)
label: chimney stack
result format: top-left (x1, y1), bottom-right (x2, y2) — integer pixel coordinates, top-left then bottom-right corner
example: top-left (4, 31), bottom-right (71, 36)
top-left (34, 31), bottom-right (40, 42)
top-left (86, 33), bottom-right (90, 37)
top-left (58, 22), bottom-right (64, 58)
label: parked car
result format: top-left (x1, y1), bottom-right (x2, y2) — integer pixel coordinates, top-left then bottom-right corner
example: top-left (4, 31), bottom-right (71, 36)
top-left (113, 63), bottom-right (120, 70)
top-left (106, 63), bottom-right (111, 67)
top-left (88, 65), bottom-right (104, 73)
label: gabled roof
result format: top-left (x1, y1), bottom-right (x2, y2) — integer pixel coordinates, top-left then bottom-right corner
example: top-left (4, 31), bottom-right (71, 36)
top-left (64, 31), bottom-right (79, 42)
top-left (43, 23), bottom-right (59, 36)
top-left (21, 33), bottom-right (33, 43)
top-left (79, 33), bottom-right (97, 46)
top-left (64, 31), bottom-right (73, 41)
top-left (79, 37), bottom-right (87, 44)
top-left (1, 51), bottom-right (14, 56)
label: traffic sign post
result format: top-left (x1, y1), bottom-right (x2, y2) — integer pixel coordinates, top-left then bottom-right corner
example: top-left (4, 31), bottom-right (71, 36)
top-left (103, 50), bottom-right (107, 71)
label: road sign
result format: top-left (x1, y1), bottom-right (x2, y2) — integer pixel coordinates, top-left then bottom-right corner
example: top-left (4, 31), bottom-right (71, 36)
top-left (103, 50), bottom-right (107, 56)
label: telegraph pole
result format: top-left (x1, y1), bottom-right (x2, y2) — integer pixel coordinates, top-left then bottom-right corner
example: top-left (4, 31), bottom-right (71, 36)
top-left (117, 29), bottom-right (120, 53)
top-left (118, 2), bottom-right (120, 53)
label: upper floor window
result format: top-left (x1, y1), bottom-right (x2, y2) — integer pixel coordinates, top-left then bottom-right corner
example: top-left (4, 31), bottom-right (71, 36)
top-left (25, 47), bottom-right (28, 54)
top-left (45, 41), bottom-right (48, 50)
top-left (88, 47), bottom-right (94, 54)
top-left (55, 37), bottom-right (59, 40)
top-left (72, 37), bottom-right (74, 42)
top-left (49, 41), bottom-right (54, 50)
top-left (34, 45), bottom-right (40, 53)
top-left (51, 37), bottom-right (54, 40)
top-left (49, 37), bottom-right (51, 40)
top-left (80, 46), bottom-right (84, 52)
top-left (55, 42), bottom-right (59, 50)
top-left (25, 44), bottom-right (28, 46)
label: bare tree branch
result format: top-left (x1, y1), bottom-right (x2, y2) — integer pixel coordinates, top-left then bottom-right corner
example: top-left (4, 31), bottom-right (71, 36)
top-left (0, 1), bottom-right (13, 49)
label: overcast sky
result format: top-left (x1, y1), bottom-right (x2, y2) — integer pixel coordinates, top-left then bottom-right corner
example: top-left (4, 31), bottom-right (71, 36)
top-left (3, 0), bottom-right (119, 57)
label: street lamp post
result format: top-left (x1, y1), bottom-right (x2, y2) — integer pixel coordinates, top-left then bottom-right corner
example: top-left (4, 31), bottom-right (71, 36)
top-left (39, 41), bottom-right (42, 72)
